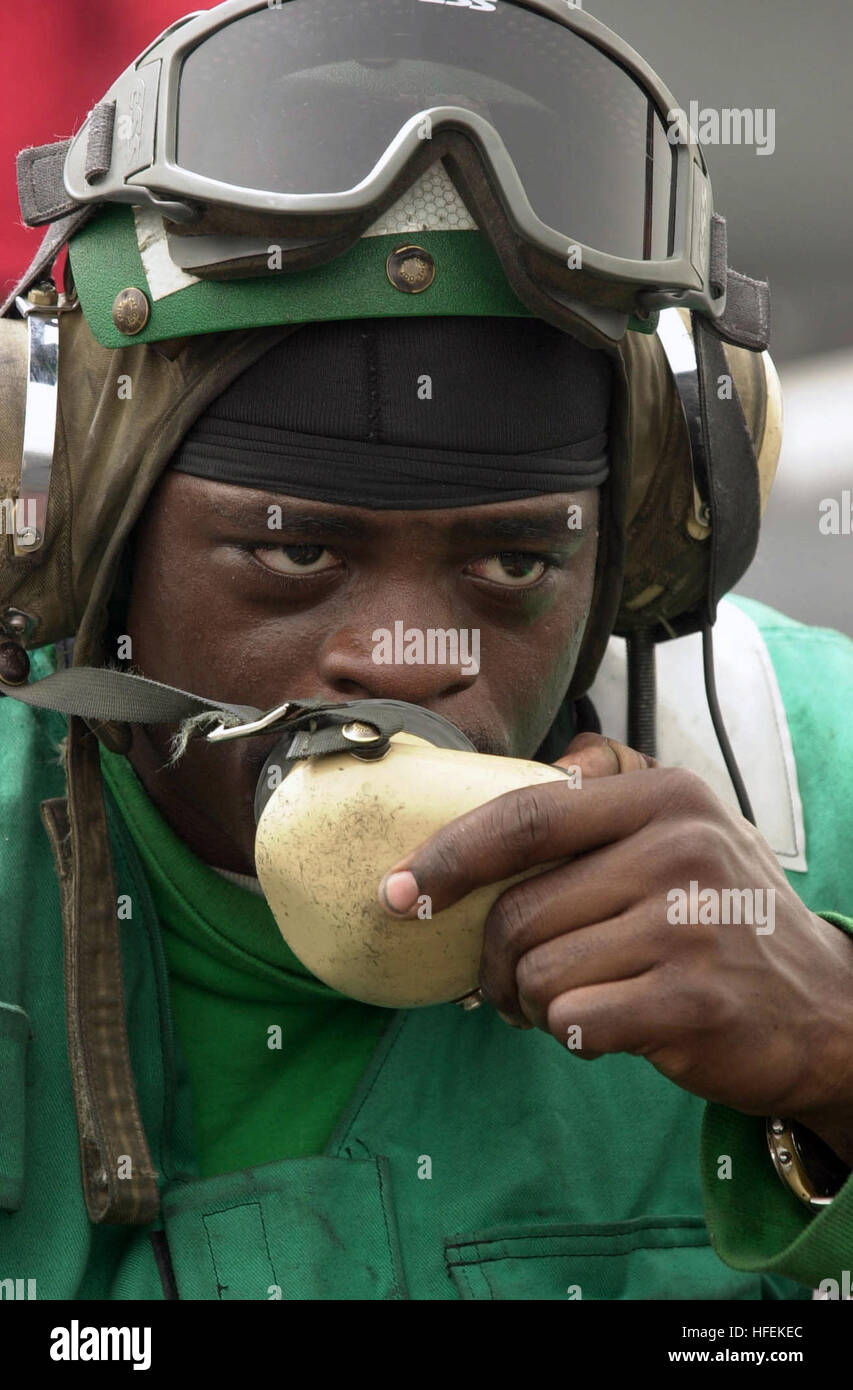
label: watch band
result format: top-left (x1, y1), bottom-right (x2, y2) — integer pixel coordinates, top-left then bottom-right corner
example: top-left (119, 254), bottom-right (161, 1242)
top-left (767, 1117), bottom-right (851, 1211)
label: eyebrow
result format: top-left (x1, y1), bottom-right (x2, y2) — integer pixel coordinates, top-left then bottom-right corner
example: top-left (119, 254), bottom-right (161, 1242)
top-left (206, 497), bottom-right (583, 545)
top-left (207, 499), bottom-right (369, 538)
top-left (445, 514), bottom-right (586, 546)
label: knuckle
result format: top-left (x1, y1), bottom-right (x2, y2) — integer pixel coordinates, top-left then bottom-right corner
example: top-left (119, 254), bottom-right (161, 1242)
top-left (656, 814), bottom-right (733, 879)
top-left (658, 964), bottom-right (734, 1038)
top-left (486, 882), bottom-right (533, 954)
top-left (503, 785), bottom-right (550, 857)
top-left (515, 944), bottom-right (554, 1005)
top-left (654, 765), bottom-right (718, 819)
top-left (685, 816), bottom-right (733, 870)
top-left (660, 818), bottom-right (712, 874)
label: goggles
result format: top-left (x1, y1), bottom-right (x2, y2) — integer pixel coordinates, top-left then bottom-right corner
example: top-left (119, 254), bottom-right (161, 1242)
top-left (27, 0), bottom-right (749, 343)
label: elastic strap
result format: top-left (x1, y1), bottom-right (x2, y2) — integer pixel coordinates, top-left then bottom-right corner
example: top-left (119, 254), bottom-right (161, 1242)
top-left (0, 666), bottom-right (408, 757)
top-left (0, 665), bottom-right (260, 726)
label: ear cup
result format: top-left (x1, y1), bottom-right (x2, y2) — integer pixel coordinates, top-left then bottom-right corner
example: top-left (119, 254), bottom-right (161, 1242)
top-left (619, 313), bottom-right (781, 637)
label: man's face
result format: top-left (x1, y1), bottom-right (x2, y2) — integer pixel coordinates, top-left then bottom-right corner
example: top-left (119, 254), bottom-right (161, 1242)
top-left (124, 471), bottom-right (600, 873)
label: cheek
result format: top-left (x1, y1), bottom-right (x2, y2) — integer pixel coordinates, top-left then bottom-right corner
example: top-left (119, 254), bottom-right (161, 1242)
top-left (484, 551), bottom-right (598, 753)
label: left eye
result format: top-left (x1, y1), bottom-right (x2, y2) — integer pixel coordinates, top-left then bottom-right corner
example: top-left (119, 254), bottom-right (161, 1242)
top-left (466, 552), bottom-right (549, 588)
top-left (251, 544), bottom-right (339, 576)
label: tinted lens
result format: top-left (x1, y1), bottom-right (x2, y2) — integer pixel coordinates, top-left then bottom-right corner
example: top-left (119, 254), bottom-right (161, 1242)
top-left (176, 0), bottom-right (676, 260)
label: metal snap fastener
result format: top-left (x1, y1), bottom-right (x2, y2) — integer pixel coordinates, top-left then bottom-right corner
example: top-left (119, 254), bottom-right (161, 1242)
top-left (342, 721), bottom-right (382, 744)
top-left (386, 244), bottom-right (436, 294)
top-left (112, 286), bottom-right (150, 335)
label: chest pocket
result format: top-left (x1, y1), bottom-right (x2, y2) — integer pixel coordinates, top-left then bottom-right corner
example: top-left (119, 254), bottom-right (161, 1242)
top-left (444, 1218), bottom-right (800, 1300)
top-left (162, 1154), bottom-right (407, 1299)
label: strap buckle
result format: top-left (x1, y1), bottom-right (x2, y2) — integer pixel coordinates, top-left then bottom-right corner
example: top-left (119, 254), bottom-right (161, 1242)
top-left (205, 700), bottom-right (299, 743)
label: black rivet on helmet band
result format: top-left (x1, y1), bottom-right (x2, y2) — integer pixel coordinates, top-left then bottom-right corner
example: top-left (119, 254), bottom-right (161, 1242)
top-left (112, 286), bottom-right (150, 335)
top-left (386, 245), bottom-right (436, 294)
top-left (0, 642), bottom-right (31, 685)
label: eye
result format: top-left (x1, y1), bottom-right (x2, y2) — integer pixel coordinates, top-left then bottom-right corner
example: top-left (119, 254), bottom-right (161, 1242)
top-left (250, 544), bottom-right (341, 576)
top-left (465, 551), bottom-right (550, 588)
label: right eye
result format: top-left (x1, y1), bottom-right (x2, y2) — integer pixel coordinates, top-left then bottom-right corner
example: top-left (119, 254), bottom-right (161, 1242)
top-left (249, 544), bottom-right (342, 577)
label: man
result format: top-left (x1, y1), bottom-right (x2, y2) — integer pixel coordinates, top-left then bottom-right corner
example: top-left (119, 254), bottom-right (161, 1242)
top-left (1, 0), bottom-right (851, 1301)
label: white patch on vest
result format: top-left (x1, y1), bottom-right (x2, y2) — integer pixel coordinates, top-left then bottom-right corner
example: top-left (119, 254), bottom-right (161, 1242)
top-left (133, 206), bottom-right (200, 301)
top-left (588, 599), bottom-right (808, 871)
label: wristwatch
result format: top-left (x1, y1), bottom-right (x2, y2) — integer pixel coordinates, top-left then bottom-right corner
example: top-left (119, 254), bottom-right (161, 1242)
top-left (767, 1117), bottom-right (852, 1211)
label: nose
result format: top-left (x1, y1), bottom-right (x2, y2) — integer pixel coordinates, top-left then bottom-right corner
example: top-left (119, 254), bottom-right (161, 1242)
top-left (317, 621), bottom-right (480, 704)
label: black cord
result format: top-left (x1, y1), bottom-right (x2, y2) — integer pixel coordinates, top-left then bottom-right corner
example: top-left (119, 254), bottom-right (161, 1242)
top-left (701, 619), bottom-right (756, 826)
top-left (626, 629), bottom-right (657, 759)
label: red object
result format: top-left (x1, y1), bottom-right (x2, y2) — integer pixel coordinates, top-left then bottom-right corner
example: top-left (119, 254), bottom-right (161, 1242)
top-left (0, 0), bottom-right (189, 302)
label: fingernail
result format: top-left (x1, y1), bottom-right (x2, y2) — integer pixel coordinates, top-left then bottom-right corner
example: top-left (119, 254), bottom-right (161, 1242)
top-left (380, 870), bottom-right (419, 915)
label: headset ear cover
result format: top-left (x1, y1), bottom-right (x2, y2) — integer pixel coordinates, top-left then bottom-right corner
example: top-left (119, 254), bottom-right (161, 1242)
top-left (567, 311), bottom-right (781, 696)
top-left (618, 317), bottom-right (780, 636)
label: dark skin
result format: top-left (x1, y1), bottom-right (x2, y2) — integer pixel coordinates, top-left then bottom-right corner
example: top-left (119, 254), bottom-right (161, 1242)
top-left (125, 470), bottom-right (853, 1168)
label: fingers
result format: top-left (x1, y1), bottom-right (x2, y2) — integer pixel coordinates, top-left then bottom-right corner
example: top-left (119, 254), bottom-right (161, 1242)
top-left (555, 731), bottom-right (658, 779)
top-left (478, 837), bottom-right (668, 1020)
top-left (491, 906), bottom-right (661, 1030)
top-left (544, 976), bottom-right (663, 1058)
top-left (379, 766), bottom-right (672, 917)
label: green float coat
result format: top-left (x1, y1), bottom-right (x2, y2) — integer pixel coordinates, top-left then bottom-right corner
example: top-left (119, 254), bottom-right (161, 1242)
top-left (1, 596), bottom-right (852, 1298)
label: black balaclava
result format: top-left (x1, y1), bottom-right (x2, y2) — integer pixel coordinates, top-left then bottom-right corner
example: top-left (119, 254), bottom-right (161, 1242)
top-left (168, 314), bottom-right (613, 752)
top-left (169, 315), bottom-right (612, 506)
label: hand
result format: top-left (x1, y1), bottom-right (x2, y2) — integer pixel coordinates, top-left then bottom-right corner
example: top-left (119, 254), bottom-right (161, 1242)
top-left (378, 732), bottom-right (853, 1165)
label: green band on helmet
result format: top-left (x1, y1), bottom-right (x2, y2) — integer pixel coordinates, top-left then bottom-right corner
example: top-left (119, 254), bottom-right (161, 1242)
top-left (68, 203), bottom-right (658, 348)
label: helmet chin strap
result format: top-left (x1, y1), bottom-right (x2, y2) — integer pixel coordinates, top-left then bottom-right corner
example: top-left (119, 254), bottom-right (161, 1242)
top-left (41, 715), bottom-right (161, 1225)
